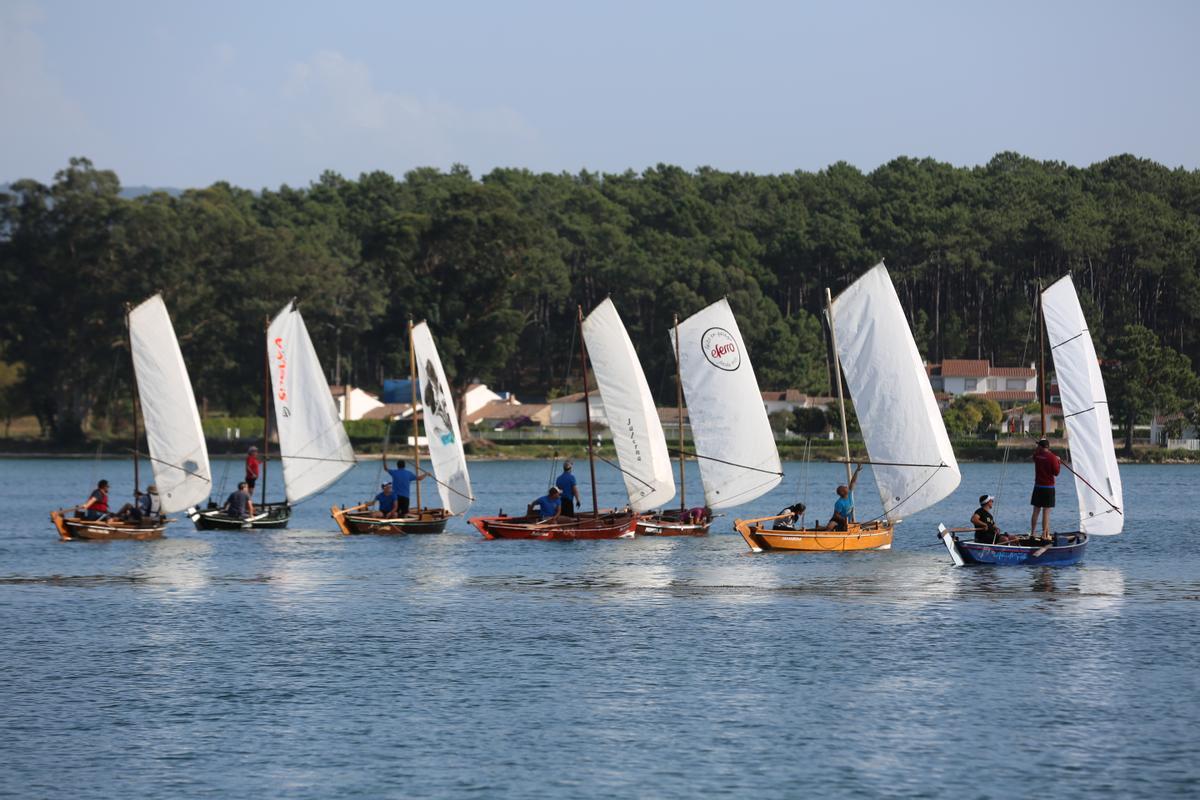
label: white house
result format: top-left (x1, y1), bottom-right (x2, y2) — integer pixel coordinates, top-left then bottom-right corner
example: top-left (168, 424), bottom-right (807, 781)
top-left (330, 385), bottom-right (386, 421)
top-left (548, 390), bottom-right (606, 427)
top-left (761, 390), bottom-right (835, 416)
top-left (463, 383), bottom-right (508, 417)
top-left (927, 360), bottom-right (1037, 405)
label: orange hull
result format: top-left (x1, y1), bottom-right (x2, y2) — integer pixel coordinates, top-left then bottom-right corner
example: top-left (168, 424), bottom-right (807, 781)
top-left (734, 514), bottom-right (894, 553)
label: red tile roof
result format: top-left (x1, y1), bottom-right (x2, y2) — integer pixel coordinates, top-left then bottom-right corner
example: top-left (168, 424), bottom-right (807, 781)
top-left (990, 366), bottom-right (1036, 378)
top-left (982, 390), bottom-right (1037, 403)
top-left (939, 359), bottom-right (991, 377)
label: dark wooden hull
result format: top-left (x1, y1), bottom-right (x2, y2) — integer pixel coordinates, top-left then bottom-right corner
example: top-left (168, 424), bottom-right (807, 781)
top-left (188, 501), bottom-right (291, 530)
top-left (331, 505), bottom-right (449, 535)
top-left (942, 528), bottom-right (1088, 566)
top-left (636, 510), bottom-right (711, 536)
top-left (50, 510), bottom-right (168, 541)
top-left (469, 511), bottom-right (638, 540)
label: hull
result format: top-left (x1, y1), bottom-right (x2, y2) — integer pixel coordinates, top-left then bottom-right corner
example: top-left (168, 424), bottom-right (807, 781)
top-left (636, 510), bottom-right (711, 536)
top-left (939, 526), bottom-right (1087, 566)
top-left (469, 511), bottom-right (638, 541)
top-left (188, 501), bottom-right (292, 530)
top-left (735, 514), bottom-right (894, 553)
top-left (331, 505), bottom-right (450, 535)
top-left (50, 510), bottom-right (168, 541)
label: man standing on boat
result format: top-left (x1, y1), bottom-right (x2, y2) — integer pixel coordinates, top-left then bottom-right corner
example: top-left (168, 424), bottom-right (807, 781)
top-left (555, 462), bottom-right (580, 517)
top-left (388, 459), bottom-right (424, 516)
top-left (823, 464), bottom-right (863, 531)
top-left (1030, 438), bottom-right (1061, 539)
top-left (245, 446), bottom-right (261, 491)
top-left (528, 486), bottom-right (563, 521)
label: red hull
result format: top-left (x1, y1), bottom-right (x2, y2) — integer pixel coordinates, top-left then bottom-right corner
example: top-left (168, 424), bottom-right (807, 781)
top-left (469, 511), bottom-right (638, 540)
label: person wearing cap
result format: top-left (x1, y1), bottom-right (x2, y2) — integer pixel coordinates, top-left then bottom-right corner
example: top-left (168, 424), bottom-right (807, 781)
top-left (972, 494), bottom-right (1003, 544)
top-left (118, 485), bottom-right (162, 522)
top-left (823, 464), bottom-right (864, 531)
top-left (245, 446), bottom-right (261, 491)
top-left (1030, 438), bottom-right (1061, 539)
top-left (223, 481), bottom-right (255, 520)
top-left (554, 462), bottom-right (580, 517)
top-left (387, 459), bottom-right (425, 516)
top-left (80, 479), bottom-right (110, 520)
top-left (528, 486), bottom-right (562, 521)
top-left (373, 482), bottom-right (400, 518)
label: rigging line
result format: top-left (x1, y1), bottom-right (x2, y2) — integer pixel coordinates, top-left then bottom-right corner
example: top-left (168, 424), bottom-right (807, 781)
top-left (594, 454), bottom-right (657, 492)
top-left (830, 458), bottom-right (949, 469)
top-left (1049, 331), bottom-right (1086, 351)
top-left (667, 448), bottom-right (784, 477)
top-left (274, 453), bottom-right (359, 464)
top-left (712, 475), bottom-right (784, 508)
top-left (1058, 458), bottom-right (1123, 515)
top-left (866, 464), bottom-right (949, 523)
top-left (122, 449), bottom-right (210, 481)
top-left (414, 465), bottom-right (476, 503)
top-left (1062, 406), bottom-right (1096, 420)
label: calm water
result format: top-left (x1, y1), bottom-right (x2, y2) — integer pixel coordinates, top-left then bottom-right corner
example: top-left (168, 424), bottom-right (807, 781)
top-left (1, 457), bottom-right (1197, 799)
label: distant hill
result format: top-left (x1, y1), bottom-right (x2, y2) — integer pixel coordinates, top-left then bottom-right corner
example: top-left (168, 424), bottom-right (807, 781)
top-left (1, 182), bottom-right (182, 199)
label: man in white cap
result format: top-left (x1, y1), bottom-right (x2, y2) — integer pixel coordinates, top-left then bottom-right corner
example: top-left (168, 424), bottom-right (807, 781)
top-left (971, 494), bottom-right (1001, 543)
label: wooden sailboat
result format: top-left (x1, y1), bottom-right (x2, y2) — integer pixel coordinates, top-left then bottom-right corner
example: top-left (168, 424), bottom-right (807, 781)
top-left (470, 300), bottom-right (671, 540)
top-left (191, 302), bottom-right (355, 529)
top-left (640, 302), bottom-right (786, 534)
top-left (52, 295), bottom-right (212, 540)
top-left (332, 320), bottom-right (471, 535)
top-left (736, 263), bottom-right (960, 552)
top-left (938, 275), bottom-right (1123, 566)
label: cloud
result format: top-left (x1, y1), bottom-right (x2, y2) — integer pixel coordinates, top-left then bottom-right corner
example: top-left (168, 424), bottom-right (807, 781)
top-left (0, 2), bottom-right (97, 182)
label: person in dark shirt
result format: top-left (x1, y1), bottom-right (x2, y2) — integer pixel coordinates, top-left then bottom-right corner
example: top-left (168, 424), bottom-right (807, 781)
top-left (972, 494), bottom-right (1004, 544)
top-left (528, 487), bottom-right (562, 521)
top-left (224, 481), bottom-right (255, 519)
top-left (1030, 438), bottom-right (1061, 539)
top-left (554, 462), bottom-right (580, 516)
top-left (772, 503), bottom-right (807, 530)
top-left (80, 479), bottom-right (110, 520)
top-left (374, 483), bottom-right (400, 518)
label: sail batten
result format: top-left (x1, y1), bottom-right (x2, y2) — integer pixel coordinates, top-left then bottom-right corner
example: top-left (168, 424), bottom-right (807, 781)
top-left (830, 263), bottom-right (961, 520)
top-left (672, 299), bottom-right (782, 509)
top-left (1041, 276), bottom-right (1124, 535)
top-left (267, 302), bottom-right (356, 504)
top-left (411, 322), bottom-right (473, 514)
top-left (128, 295), bottom-right (212, 513)
top-left (582, 299), bottom-right (675, 512)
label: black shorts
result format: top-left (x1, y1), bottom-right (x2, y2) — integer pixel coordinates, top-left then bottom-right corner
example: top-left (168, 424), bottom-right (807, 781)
top-left (246, 476), bottom-right (257, 490)
top-left (398, 495), bottom-right (411, 515)
top-left (1031, 487), bottom-right (1056, 508)
top-left (561, 497), bottom-right (575, 517)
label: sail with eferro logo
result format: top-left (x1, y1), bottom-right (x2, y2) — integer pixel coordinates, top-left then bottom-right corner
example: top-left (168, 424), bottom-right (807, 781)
top-left (737, 263), bottom-right (961, 552)
top-left (470, 299), bottom-right (666, 540)
top-left (938, 275), bottom-right (1122, 565)
top-left (333, 321), bottom-right (472, 534)
top-left (639, 299), bottom-right (782, 535)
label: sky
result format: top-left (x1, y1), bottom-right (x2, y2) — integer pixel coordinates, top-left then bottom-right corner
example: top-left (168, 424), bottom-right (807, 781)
top-left (2, 0), bottom-right (1198, 189)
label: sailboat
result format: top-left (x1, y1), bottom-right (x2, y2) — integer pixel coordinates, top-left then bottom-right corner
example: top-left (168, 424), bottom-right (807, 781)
top-left (332, 320), bottom-right (472, 534)
top-left (736, 263), bottom-right (961, 552)
top-left (639, 301), bottom-right (784, 534)
top-left (190, 301), bottom-right (354, 528)
top-left (938, 275), bottom-right (1123, 566)
top-left (52, 294), bottom-right (212, 540)
top-left (469, 299), bottom-right (673, 540)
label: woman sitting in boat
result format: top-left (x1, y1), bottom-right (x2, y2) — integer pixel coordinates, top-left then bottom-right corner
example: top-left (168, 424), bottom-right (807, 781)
top-left (80, 479), bottom-right (110, 520)
top-left (971, 494), bottom-right (1010, 544)
top-left (528, 486), bottom-right (563, 522)
top-left (772, 503), bottom-right (807, 530)
top-left (823, 464), bottom-right (863, 531)
top-left (682, 506), bottom-right (712, 525)
top-left (372, 483), bottom-right (400, 519)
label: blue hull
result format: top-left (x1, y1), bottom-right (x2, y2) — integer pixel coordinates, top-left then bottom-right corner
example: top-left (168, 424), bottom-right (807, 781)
top-left (957, 532), bottom-right (1087, 566)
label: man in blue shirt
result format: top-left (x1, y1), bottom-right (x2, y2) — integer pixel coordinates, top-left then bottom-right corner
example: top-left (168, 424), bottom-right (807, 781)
top-left (554, 462), bottom-right (580, 516)
top-left (528, 487), bottom-right (562, 521)
top-left (374, 483), bottom-right (400, 518)
top-left (823, 464), bottom-right (863, 531)
top-left (387, 459), bottom-right (425, 515)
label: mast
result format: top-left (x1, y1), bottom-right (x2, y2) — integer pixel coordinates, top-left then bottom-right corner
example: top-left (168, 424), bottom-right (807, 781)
top-left (262, 314), bottom-right (270, 508)
top-left (826, 287), bottom-right (854, 520)
top-left (126, 304), bottom-right (140, 494)
top-left (674, 313), bottom-right (686, 511)
top-left (1038, 285), bottom-right (1048, 437)
top-left (578, 305), bottom-right (599, 517)
top-left (409, 319), bottom-right (421, 512)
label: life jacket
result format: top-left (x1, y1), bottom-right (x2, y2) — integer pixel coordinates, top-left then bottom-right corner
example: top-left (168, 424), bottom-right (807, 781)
top-left (91, 490), bottom-right (109, 513)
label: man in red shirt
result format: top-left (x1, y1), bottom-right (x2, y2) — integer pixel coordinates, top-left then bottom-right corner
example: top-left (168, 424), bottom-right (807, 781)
top-left (1030, 438), bottom-right (1061, 539)
top-left (245, 446), bottom-right (261, 491)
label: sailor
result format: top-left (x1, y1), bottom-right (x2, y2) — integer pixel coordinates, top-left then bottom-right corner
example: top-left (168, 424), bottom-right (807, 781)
top-left (118, 485), bottom-right (161, 522)
top-left (682, 505), bottom-right (712, 525)
top-left (772, 503), bottom-right (806, 530)
top-left (374, 482), bottom-right (400, 519)
top-left (554, 462), bottom-right (580, 517)
top-left (80, 479), bottom-right (110, 520)
top-left (1030, 438), bottom-right (1061, 539)
top-left (972, 494), bottom-right (1002, 544)
top-left (224, 481), bottom-right (255, 520)
top-left (387, 459), bottom-right (425, 516)
top-left (245, 445), bottom-right (261, 491)
top-left (528, 486), bottom-right (562, 521)
top-left (823, 464), bottom-right (863, 531)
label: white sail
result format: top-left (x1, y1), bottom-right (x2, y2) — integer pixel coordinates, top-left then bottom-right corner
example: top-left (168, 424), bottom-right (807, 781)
top-left (128, 295), bottom-right (212, 512)
top-left (830, 263), bottom-right (960, 520)
top-left (582, 299), bottom-right (676, 511)
top-left (1041, 276), bottom-right (1124, 535)
top-left (671, 299), bottom-right (782, 508)
top-left (267, 302), bottom-right (356, 504)
top-left (411, 322), bottom-right (473, 514)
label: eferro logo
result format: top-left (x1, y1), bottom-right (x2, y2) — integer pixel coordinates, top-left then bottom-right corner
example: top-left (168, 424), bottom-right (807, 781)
top-left (701, 327), bottom-right (740, 371)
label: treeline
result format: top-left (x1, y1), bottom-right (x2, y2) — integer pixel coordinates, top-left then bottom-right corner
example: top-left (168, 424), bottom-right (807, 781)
top-left (1, 153), bottom-right (1199, 444)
